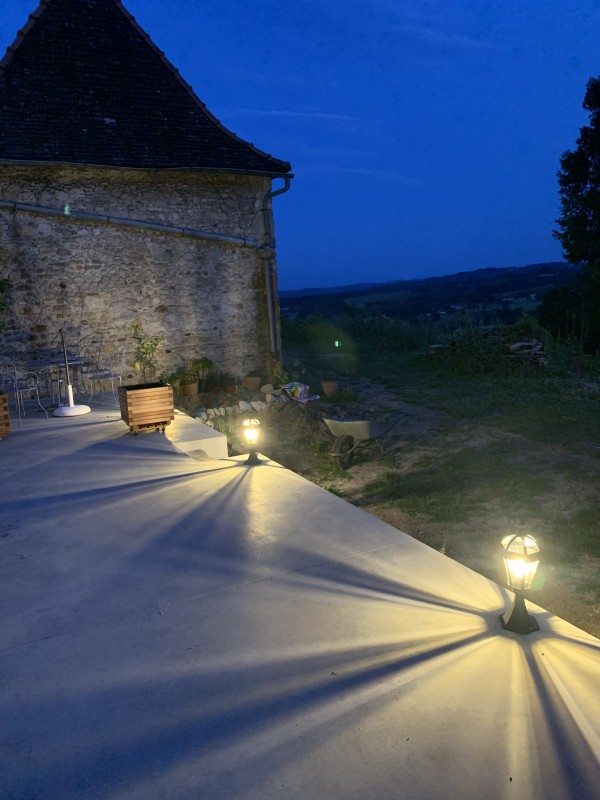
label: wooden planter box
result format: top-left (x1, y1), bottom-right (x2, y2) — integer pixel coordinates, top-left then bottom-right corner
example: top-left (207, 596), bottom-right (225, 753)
top-left (0, 393), bottom-right (10, 439)
top-left (118, 383), bottom-right (174, 433)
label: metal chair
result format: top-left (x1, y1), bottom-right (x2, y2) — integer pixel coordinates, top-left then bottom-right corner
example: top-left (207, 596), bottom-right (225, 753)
top-left (17, 368), bottom-right (49, 418)
top-left (86, 343), bottom-right (127, 406)
top-left (0, 360), bottom-right (48, 424)
top-left (78, 333), bottom-right (107, 403)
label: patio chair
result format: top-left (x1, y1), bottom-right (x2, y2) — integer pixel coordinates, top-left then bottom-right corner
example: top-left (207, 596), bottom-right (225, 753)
top-left (78, 333), bottom-right (106, 374)
top-left (0, 360), bottom-right (49, 424)
top-left (86, 343), bottom-right (127, 406)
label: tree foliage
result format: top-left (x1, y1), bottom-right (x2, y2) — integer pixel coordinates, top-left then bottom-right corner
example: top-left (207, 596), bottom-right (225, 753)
top-left (554, 76), bottom-right (600, 351)
top-left (537, 285), bottom-right (586, 346)
top-left (131, 322), bottom-right (164, 381)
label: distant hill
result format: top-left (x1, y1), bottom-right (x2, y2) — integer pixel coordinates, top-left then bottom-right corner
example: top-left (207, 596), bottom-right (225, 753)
top-left (280, 262), bottom-right (577, 322)
top-left (280, 281), bottom-right (385, 298)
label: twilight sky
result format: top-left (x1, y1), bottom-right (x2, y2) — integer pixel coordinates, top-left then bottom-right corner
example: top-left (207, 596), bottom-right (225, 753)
top-left (2, 1), bottom-right (599, 289)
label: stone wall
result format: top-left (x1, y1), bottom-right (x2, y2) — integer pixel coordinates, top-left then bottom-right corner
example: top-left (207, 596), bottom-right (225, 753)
top-left (0, 165), bottom-right (281, 379)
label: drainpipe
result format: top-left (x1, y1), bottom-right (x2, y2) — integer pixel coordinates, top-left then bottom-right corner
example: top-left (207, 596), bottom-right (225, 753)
top-left (261, 175), bottom-right (292, 367)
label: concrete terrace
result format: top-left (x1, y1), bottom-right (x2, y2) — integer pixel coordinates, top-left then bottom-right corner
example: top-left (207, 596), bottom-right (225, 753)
top-left (1, 400), bottom-right (600, 799)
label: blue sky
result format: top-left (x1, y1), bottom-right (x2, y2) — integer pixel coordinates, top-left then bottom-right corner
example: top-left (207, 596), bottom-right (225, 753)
top-left (2, 1), bottom-right (600, 289)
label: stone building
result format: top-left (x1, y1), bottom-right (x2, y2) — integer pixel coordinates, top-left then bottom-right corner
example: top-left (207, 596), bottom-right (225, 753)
top-left (0, 0), bottom-right (292, 380)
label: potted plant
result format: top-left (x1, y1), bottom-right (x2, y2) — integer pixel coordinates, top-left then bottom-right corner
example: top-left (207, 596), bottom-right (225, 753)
top-left (169, 357), bottom-right (214, 397)
top-left (321, 380), bottom-right (340, 398)
top-left (119, 323), bottom-right (174, 433)
top-left (172, 365), bottom-right (199, 398)
top-left (218, 372), bottom-right (237, 393)
top-left (195, 357), bottom-right (214, 392)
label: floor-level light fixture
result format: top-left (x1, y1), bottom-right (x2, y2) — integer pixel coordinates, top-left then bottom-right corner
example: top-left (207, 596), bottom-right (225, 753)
top-left (242, 417), bottom-right (261, 465)
top-left (499, 533), bottom-right (541, 634)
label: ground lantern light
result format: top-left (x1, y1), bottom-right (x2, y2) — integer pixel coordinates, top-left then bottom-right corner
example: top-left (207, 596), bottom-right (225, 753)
top-left (499, 533), bottom-right (541, 634)
top-left (242, 417), bottom-right (261, 465)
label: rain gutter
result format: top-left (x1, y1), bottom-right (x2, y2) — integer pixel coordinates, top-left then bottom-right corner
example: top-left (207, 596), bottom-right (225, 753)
top-left (0, 159), bottom-right (290, 179)
top-left (0, 198), bottom-right (258, 247)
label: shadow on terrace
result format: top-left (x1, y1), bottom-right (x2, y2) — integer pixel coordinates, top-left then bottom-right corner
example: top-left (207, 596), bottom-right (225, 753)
top-left (1, 397), bottom-right (599, 799)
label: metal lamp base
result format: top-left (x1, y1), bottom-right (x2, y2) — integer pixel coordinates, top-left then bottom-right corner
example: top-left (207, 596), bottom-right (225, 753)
top-left (245, 450), bottom-right (260, 465)
top-left (499, 592), bottom-right (539, 634)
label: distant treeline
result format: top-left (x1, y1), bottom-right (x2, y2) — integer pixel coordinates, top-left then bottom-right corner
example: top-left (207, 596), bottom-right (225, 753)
top-left (280, 262), bottom-right (575, 323)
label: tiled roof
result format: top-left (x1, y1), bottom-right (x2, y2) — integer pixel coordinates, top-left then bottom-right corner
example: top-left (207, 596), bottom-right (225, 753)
top-left (0, 0), bottom-right (291, 174)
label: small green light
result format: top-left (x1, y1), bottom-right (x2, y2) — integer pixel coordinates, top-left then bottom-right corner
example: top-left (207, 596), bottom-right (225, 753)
top-left (334, 340), bottom-right (341, 348)
top-left (64, 204), bottom-right (71, 216)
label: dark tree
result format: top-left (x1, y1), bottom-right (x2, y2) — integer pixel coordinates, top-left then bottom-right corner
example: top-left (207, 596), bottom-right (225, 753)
top-left (554, 76), bottom-right (600, 351)
top-left (538, 285), bottom-right (586, 345)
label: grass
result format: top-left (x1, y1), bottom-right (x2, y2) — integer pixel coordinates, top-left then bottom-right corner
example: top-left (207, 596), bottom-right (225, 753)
top-left (556, 461), bottom-right (594, 480)
top-left (334, 346), bottom-right (599, 559)
top-left (282, 319), bottom-right (600, 635)
top-left (551, 504), bottom-right (600, 557)
top-left (356, 351), bottom-right (600, 454)
top-left (578, 574), bottom-right (600, 602)
top-left (286, 329), bottom-right (600, 563)
top-left (311, 439), bottom-right (330, 455)
top-left (310, 459), bottom-right (350, 482)
top-left (363, 441), bottom-right (551, 523)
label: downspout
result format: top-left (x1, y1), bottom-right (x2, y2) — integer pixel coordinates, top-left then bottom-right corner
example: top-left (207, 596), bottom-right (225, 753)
top-left (261, 175), bottom-right (292, 366)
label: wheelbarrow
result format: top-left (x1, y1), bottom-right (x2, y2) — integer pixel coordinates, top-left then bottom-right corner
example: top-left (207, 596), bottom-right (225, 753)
top-left (322, 414), bottom-right (406, 469)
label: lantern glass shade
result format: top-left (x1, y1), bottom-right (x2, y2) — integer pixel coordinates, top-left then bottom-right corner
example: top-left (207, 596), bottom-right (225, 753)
top-left (500, 534), bottom-right (540, 591)
top-left (243, 417), bottom-right (260, 447)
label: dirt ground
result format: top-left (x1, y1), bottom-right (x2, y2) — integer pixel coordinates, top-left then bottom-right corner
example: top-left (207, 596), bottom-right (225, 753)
top-left (261, 378), bottom-right (600, 640)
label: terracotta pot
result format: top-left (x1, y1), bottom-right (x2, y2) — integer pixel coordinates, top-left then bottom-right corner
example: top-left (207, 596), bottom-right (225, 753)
top-left (243, 376), bottom-right (262, 392)
top-left (321, 380), bottom-right (339, 398)
top-left (180, 381), bottom-right (198, 397)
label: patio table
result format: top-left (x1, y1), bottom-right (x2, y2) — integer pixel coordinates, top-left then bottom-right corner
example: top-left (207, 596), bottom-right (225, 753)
top-left (29, 355), bottom-right (86, 407)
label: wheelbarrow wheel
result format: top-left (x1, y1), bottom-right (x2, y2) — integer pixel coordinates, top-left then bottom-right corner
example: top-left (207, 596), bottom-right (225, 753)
top-left (332, 435), bottom-right (354, 469)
